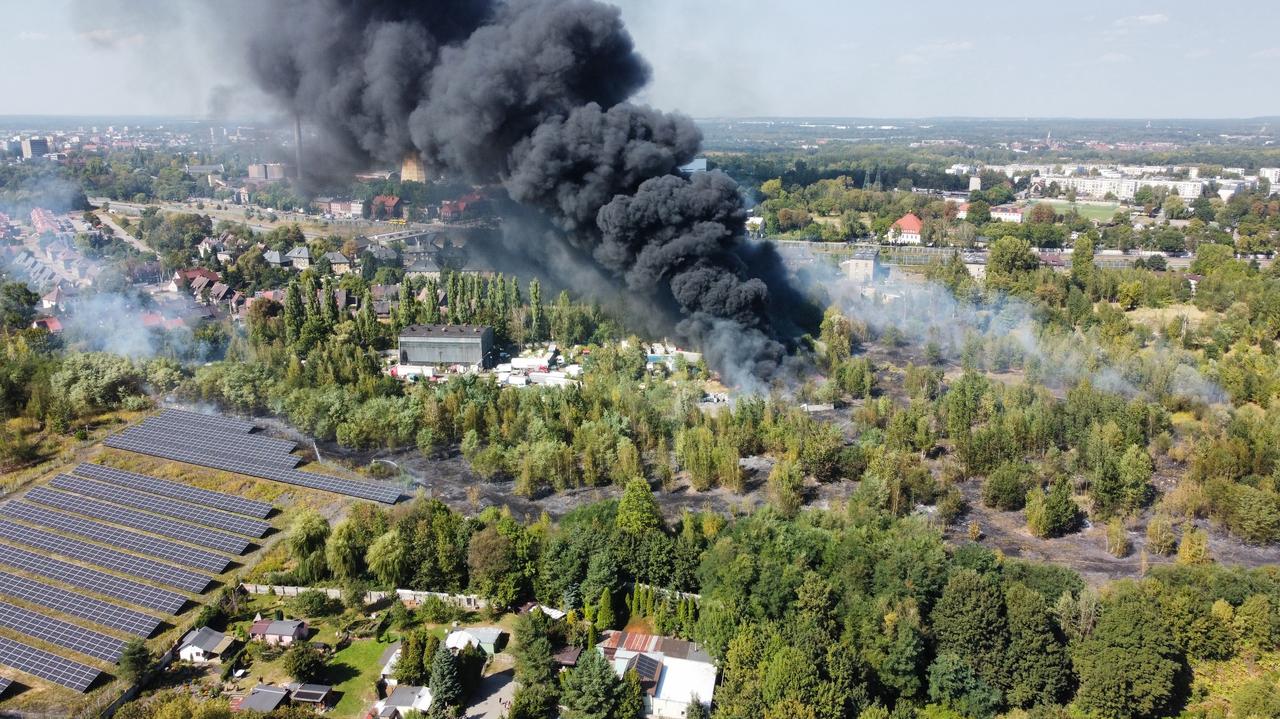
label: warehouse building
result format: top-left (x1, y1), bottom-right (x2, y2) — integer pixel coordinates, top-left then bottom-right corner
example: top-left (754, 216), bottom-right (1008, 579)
top-left (398, 324), bottom-right (494, 369)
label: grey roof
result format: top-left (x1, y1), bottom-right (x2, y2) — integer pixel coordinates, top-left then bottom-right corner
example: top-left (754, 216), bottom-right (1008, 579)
top-left (240, 685), bottom-right (289, 712)
top-left (263, 250), bottom-right (285, 264)
top-left (290, 683), bottom-right (332, 702)
top-left (180, 626), bottom-right (227, 653)
top-left (285, 245), bottom-right (311, 260)
top-left (386, 684), bottom-right (425, 706)
top-left (400, 324), bottom-right (492, 338)
top-left (323, 251), bottom-right (350, 264)
top-left (849, 247), bottom-right (880, 261)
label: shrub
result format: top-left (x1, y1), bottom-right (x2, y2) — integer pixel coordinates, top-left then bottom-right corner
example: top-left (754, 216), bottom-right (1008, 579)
top-left (290, 589), bottom-right (338, 617)
top-left (1145, 515), bottom-right (1177, 556)
top-left (983, 463), bottom-right (1029, 511)
top-left (1026, 480), bottom-right (1083, 538)
top-left (1105, 519), bottom-right (1131, 558)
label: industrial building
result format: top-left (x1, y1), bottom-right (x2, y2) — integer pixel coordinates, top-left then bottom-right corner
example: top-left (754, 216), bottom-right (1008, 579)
top-left (840, 247), bottom-right (880, 284)
top-left (398, 324), bottom-right (494, 369)
top-left (401, 153), bottom-right (427, 183)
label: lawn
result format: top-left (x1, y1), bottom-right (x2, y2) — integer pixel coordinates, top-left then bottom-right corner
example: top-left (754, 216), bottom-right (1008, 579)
top-left (329, 637), bottom-right (396, 718)
top-left (1031, 199), bottom-right (1121, 222)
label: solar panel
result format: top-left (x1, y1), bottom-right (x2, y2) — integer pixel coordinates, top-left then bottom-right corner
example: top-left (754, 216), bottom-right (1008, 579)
top-left (48, 475), bottom-right (270, 539)
top-left (139, 416), bottom-right (297, 453)
top-left (0, 599), bottom-right (126, 662)
top-left (0, 570), bottom-right (160, 637)
top-left (105, 434), bottom-right (403, 504)
top-left (0, 501), bottom-right (230, 574)
top-left (25, 486), bottom-right (250, 555)
top-left (158, 408), bottom-right (255, 433)
top-left (0, 543), bottom-right (187, 614)
top-left (0, 516), bottom-right (211, 594)
top-left (0, 635), bottom-right (101, 693)
top-left (0, 675), bottom-right (11, 698)
top-left (73, 464), bottom-right (273, 519)
top-left (113, 426), bottom-right (301, 469)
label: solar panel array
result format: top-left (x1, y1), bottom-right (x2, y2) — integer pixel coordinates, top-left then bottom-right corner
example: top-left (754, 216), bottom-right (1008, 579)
top-left (0, 571), bottom-right (160, 637)
top-left (0, 437), bottom-right (289, 695)
top-left (105, 418), bottom-right (403, 503)
top-left (0, 676), bottom-right (10, 698)
top-left (158, 407), bottom-right (256, 433)
top-left (0, 600), bottom-right (126, 663)
top-left (111, 426), bottom-right (301, 469)
top-left (73, 463), bottom-right (273, 519)
top-left (140, 415), bottom-right (298, 453)
top-left (0, 543), bottom-right (187, 615)
top-left (0, 517), bottom-right (210, 594)
top-left (48, 474), bottom-right (270, 538)
top-left (25, 487), bottom-right (250, 555)
top-left (0, 501), bottom-right (229, 574)
top-left (0, 636), bottom-right (100, 693)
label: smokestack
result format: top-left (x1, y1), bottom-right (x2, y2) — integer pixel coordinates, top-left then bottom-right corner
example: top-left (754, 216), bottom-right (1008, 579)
top-left (293, 114), bottom-right (302, 181)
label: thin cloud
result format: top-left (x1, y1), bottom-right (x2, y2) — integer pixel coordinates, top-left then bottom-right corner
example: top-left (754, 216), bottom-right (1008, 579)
top-left (897, 40), bottom-right (973, 65)
top-left (78, 28), bottom-right (145, 50)
top-left (1251, 47), bottom-right (1280, 59)
top-left (18, 31), bottom-right (49, 41)
top-left (1098, 52), bottom-right (1133, 64)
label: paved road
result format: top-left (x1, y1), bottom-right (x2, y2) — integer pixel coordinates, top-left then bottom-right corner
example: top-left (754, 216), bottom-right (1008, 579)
top-left (94, 210), bottom-right (158, 258)
top-left (464, 668), bottom-right (515, 719)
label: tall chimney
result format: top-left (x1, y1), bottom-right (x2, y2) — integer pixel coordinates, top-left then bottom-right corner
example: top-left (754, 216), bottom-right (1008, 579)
top-left (293, 114), bottom-right (303, 181)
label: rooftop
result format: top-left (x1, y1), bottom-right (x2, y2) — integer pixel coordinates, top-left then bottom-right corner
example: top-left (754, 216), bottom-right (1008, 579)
top-left (400, 324), bottom-right (492, 338)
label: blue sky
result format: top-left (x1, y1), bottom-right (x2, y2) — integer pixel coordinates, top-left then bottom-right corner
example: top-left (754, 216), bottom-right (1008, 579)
top-left (3, 0), bottom-right (1278, 118)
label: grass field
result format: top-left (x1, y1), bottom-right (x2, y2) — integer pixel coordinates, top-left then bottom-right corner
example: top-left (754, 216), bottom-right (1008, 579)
top-left (1031, 199), bottom-right (1122, 222)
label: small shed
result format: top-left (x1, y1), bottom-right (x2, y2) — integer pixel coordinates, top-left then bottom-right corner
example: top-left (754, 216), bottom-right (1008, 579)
top-left (178, 627), bottom-right (235, 663)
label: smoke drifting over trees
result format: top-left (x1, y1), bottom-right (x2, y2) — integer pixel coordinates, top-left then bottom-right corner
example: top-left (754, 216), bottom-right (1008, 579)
top-left (222, 0), bottom-right (815, 385)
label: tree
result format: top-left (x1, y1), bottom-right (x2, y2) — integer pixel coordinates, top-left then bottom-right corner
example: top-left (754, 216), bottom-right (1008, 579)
top-left (987, 235), bottom-right (1039, 285)
top-left (1073, 592), bottom-right (1182, 719)
top-left (288, 510), bottom-right (330, 560)
top-left (0, 282), bottom-right (39, 331)
top-left (616, 479), bottom-right (663, 535)
top-left (366, 528), bottom-right (410, 586)
top-left (325, 518), bottom-right (368, 579)
top-left (560, 649), bottom-right (623, 719)
top-left (982, 463), bottom-right (1028, 511)
top-left (395, 630), bottom-right (431, 685)
top-left (927, 653), bottom-right (1002, 718)
top-left (119, 638), bottom-right (153, 682)
top-left (1003, 583), bottom-right (1071, 707)
top-left (1145, 515), bottom-right (1177, 555)
top-left (596, 587), bottom-right (616, 630)
top-left (767, 458), bottom-right (805, 518)
top-left (1026, 479), bottom-right (1082, 538)
top-left (616, 670), bottom-right (645, 719)
top-left (282, 642), bottom-right (328, 683)
top-left (932, 569), bottom-right (1009, 691)
top-left (429, 643), bottom-right (463, 708)
top-left (513, 610), bottom-right (556, 687)
top-left (1071, 234), bottom-right (1095, 287)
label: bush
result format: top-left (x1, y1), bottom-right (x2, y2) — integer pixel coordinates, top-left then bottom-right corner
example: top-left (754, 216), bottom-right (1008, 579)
top-left (935, 486), bottom-right (968, 526)
top-left (1026, 480), bottom-right (1083, 538)
top-left (1145, 515), bottom-right (1177, 556)
top-left (1106, 519), bottom-right (1131, 558)
top-left (983, 463), bottom-right (1029, 511)
top-left (290, 589), bottom-right (338, 617)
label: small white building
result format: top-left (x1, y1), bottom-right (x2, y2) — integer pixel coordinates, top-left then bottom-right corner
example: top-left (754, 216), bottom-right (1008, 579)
top-left (890, 213), bottom-right (923, 244)
top-left (839, 247), bottom-right (879, 284)
top-left (371, 684), bottom-right (433, 719)
top-left (177, 627), bottom-right (234, 663)
top-left (445, 627), bottom-right (507, 655)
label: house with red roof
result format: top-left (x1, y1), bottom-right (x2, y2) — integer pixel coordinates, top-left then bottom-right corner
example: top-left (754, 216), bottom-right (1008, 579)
top-left (890, 214), bottom-right (923, 244)
top-left (370, 195), bottom-right (403, 219)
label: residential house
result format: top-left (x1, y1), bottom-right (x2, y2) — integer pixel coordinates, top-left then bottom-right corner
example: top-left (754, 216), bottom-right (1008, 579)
top-left (370, 195), bottom-right (403, 219)
top-left (324, 251), bottom-right (352, 274)
top-left (249, 618), bottom-right (308, 646)
top-left (839, 247), bottom-right (879, 284)
top-left (178, 627), bottom-right (235, 663)
top-left (32, 317), bottom-right (63, 333)
top-left (263, 250), bottom-right (289, 269)
top-left (890, 213), bottom-right (923, 245)
top-left (370, 684), bottom-right (433, 718)
top-left (961, 252), bottom-right (987, 280)
top-left (41, 285), bottom-right (65, 311)
top-left (365, 245), bottom-right (398, 263)
top-left (169, 268), bottom-right (220, 293)
top-left (598, 631), bottom-right (717, 719)
top-left (990, 205), bottom-right (1024, 223)
top-left (444, 627), bottom-right (507, 655)
top-left (233, 685), bottom-right (289, 712)
top-left (404, 257), bottom-right (442, 280)
top-left (285, 245), bottom-right (312, 270)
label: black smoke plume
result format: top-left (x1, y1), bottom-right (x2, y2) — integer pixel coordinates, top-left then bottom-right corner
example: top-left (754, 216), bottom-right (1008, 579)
top-left (228, 0), bottom-right (818, 385)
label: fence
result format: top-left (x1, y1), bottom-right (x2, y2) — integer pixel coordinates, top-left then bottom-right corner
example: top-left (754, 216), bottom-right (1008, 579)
top-left (238, 583), bottom-right (487, 611)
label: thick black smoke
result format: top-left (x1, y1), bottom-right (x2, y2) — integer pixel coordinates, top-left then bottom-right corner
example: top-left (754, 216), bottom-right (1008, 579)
top-left (229, 0), bottom-right (816, 385)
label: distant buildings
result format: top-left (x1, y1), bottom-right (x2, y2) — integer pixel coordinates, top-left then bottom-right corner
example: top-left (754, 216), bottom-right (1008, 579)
top-left (890, 213), bottom-right (923, 244)
top-left (20, 137), bottom-right (49, 159)
top-left (990, 205), bottom-right (1024, 223)
top-left (401, 153), bottom-right (427, 183)
top-left (678, 157), bottom-right (708, 175)
top-left (247, 162), bottom-right (289, 180)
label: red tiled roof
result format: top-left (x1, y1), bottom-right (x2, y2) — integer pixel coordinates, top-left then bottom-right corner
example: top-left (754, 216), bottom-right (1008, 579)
top-left (893, 213), bottom-right (923, 233)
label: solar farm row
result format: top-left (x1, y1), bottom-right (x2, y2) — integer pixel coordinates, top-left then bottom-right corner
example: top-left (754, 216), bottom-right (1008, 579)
top-left (0, 570), bottom-right (161, 637)
top-left (0, 543), bottom-right (187, 615)
top-left (157, 408), bottom-right (256, 433)
top-left (73, 463), bottom-right (273, 519)
top-left (48, 474), bottom-right (270, 538)
top-left (0, 677), bottom-right (10, 698)
top-left (0, 516), bottom-right (210, 594)
top-left (139, 416), bottom-right (298, 453)
top-left (105, 433), bottom-right (403, 503)
top-left (0, 600), bottom-right (126, 663)
top-left (0, 501), bottom-right (230, 574)
top-left (111, 426), bottom-right (301, 469)
top-left (0, 636), bottom-right (99, 693)
top-left (25, 486), bottom-right (250, 555)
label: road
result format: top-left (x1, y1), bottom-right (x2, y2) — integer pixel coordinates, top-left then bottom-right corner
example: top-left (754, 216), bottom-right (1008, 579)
top-left (93, 209), bottom-right (158, 258)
